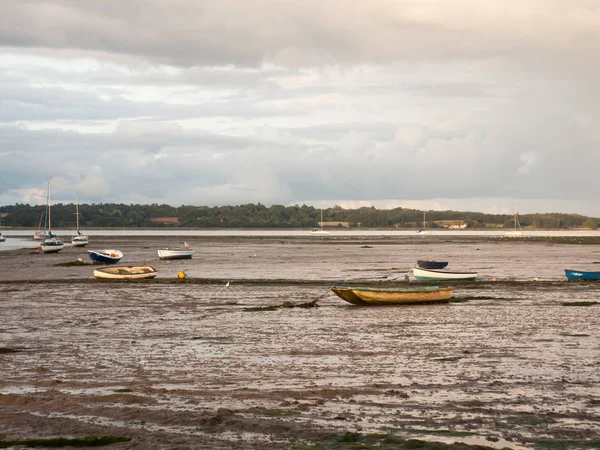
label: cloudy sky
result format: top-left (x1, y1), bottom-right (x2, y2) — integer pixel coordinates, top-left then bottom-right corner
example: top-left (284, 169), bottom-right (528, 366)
top-left (1, 0), bottom-right (599, 215)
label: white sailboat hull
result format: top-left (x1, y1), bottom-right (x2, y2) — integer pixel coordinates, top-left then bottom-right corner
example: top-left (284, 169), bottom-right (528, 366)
top-left (157, 248), bottom-right (195, 260)
top-left (41, 239), bottom-right (65, 253)
top-left (72, 236), bottom-right (89, 247)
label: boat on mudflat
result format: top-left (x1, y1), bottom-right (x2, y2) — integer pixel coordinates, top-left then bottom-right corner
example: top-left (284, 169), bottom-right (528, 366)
top-left (157, 248), bottom-right (195, 260)
top-left (88, 249), bottom-right (123, 264)
top-left (331, 285), bottom-right (453, 305)
top-left (412, 267), bottom-right (477, 281)
top-left (94, 265), bottom-right (157, 280)
top-left (417, 260), bottom-right (448, 269)
top-left (564, 269), bottom-right (600, 281)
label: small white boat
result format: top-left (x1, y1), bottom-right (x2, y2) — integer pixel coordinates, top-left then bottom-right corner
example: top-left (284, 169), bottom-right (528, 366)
top-left (71, 191), bottom-right (89, 247)
top-left (94, 265), bottom-right (157, 280)
top-left (504, 207), bottom-right (523, 237)
top-left (157, 248), bottom-right (195, 260)
top-left (310, 209), bottom-right (330, 234)
top-left (88, 249), bottom-right (123, 264)
top-left (72, 235), bottom-right (89, 247)
top-left (412, 267), bottom-right (477, 281)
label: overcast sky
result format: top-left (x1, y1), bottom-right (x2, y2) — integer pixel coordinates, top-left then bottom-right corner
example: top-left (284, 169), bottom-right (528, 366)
top-left (1, 0), bottom-right (599, 216)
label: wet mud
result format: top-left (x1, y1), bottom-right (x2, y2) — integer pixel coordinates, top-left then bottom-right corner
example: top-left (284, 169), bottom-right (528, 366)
top-left (1, 235), bottom-right (600, 449)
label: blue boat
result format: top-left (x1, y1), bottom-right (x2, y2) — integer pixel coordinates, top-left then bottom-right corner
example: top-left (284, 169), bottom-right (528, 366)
top-left (88, 249), bottom-right (123, 264)
top-left (565, 269), bottom-right (600, 281)
top-left (417, 260), bottom-right (448, 269)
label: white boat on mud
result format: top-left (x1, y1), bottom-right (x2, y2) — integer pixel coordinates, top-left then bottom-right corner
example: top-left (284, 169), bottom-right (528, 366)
top-left (157, 248), bottom-right (195, 260)
top-left (412, 267), bottom-right (477, 281)
top-left (94, 265), bottom-right (157, 280)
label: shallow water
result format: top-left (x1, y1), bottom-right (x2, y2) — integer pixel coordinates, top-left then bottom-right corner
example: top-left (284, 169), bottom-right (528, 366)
top-left (1, 236), bottom-right (599, 449)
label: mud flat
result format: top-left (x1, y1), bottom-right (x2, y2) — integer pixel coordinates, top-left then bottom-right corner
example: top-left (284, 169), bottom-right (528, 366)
top-left (1, 235), bottom-right (600, 449)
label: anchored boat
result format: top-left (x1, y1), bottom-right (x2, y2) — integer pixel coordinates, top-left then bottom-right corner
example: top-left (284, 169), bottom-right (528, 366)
top-left (94, 265), bottom-right (157, 280)
top-left (331, 285), bottom-right (453, 305)
top-left (157, 248), bottom-right (195, 260)
top-left (88, 249), bottom-right (123, 264)
top-left (412, 267), bottom-right (477, 281)
top-left (564, 269), bottom-right (600, 281)
top-left (417, 260), bottom-right (449, 269)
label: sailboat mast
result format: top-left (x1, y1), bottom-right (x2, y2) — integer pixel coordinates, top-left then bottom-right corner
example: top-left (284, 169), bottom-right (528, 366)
top-left (47, 180), bottom-right (51, 232)
top-left (76, 190), bottom-right (80, 233)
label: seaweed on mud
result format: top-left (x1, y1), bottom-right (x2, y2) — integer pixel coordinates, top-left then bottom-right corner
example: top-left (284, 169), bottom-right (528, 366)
top-left (256, 408), bottom-right (299, 417)
top-left (401, 430), bottom-right (475, 438)
top-left (561, 333), bottom-right (591, 337)
top-left (113, 388), bottom-right (133, 393)
top-left (295, 432), bottom-right (509, 449)
top-left (244, 299), bottom-right (320, 311)
top-left (533, 440), bottom-right (600, 449)
top-left (0, 347), bottom-right (24, 354)
top-left (243, 306), bottom-right (279, 312)
top-left (435, 356), bottom-right (462, 362)
top-left (561, 301), bottom-right (599, 307)
top-left (0, 436), bottom-right (130, 448)
top-left (54, 260), bottom-right (87, 267)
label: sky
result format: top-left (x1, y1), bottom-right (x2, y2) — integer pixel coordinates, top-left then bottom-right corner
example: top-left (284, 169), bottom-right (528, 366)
top-left (1, 0), bottom-right (599, 216)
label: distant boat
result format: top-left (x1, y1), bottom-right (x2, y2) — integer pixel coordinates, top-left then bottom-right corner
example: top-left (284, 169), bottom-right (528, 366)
top-left (311, 208), bottom-right (330, 234)
top-left (564, 269), bottom-right (600, 281)
top-left (33, 211), bottom-right (46, 241)
top-left (412, 267), bottom-right (477, 281)
top-left (94, 265), bottom-right (157, 280)
top-left (41, 179), bottom-right (64, 253)
top-left (158, 247), bottom-right (195, 260)
top-left (331, 285), bottom-right (453, 305)
top-left (88, 249), bottom-right (123, 264)
top-left (416, 211), bottom-right (428, 235)
top-left (417, 260), bottom-right (449, 269)
top-left (71, 190), bottom-right (89, 247)
top-left (0, 232), bottom-right (5, 243)
top-left (505, 207), bottom-right (522, 237)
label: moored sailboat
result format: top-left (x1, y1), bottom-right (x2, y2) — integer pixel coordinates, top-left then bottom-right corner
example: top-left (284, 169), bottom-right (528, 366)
top-left (505, 207), bottom-right (522, 237)
top-left (71, 190), bottom-right (89, 247)
top-left (311, 208), bottom-right (329, 234)
top-left (41, 179), bottom-right (64, 253)
top-left (33, 211), bottom-right (47, 241)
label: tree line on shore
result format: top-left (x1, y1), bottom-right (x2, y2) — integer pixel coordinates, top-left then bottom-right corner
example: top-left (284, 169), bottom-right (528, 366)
top-left (0, 203), bottom-right (598, 229)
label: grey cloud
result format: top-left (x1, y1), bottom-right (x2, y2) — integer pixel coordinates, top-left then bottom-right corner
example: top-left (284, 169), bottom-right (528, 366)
top-left (1, 1), bottom-right (599, 69)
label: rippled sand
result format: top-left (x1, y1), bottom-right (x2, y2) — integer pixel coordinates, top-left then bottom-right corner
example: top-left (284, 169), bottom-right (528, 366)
top-left (1, 235), bottom-right (599, 449)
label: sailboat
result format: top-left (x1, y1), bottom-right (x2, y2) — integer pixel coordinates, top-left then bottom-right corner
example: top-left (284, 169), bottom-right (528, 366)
top-left (416, 211), bottom-right (429, 235)
top-left (33, 211), bottom-right (47, 241)
top-left (504, 207), bottom-right (523, 237)
top-left (71, 191), bottom-right (89, 247)
top-left (40, 179), bottom-right (65, 253)
top-left (311, 208), bottom-right (330, 234)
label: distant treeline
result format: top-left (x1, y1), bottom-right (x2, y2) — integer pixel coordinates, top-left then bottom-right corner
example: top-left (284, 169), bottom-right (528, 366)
top-left (0, 203), bottom-right (598, 229)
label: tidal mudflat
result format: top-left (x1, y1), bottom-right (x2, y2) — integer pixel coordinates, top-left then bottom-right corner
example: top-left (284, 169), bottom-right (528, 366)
top-left (1, 235), bottom-right (599, 449)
